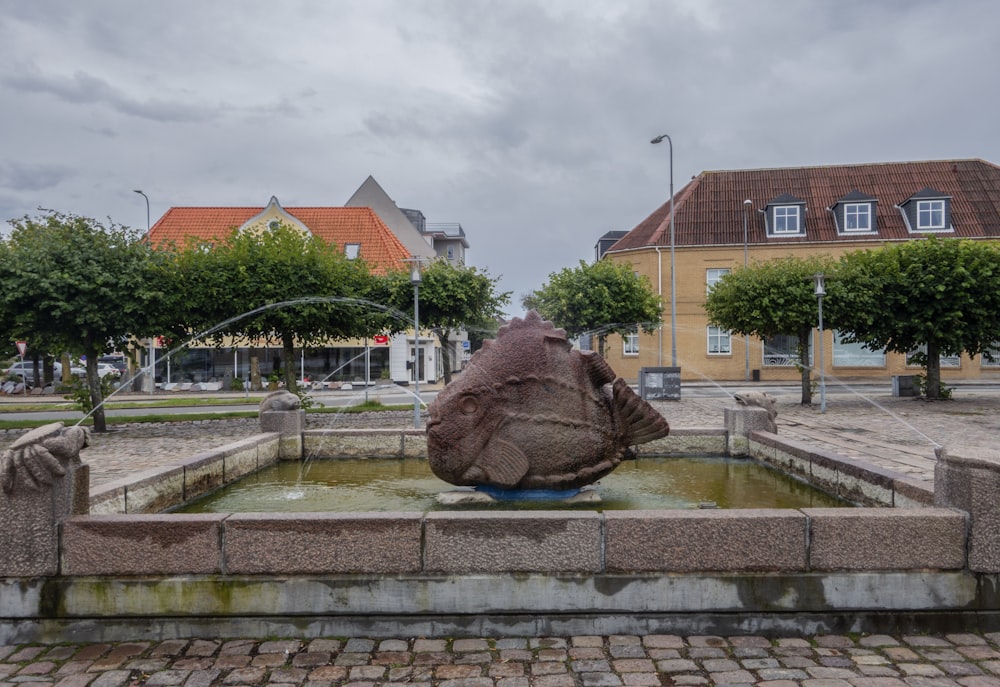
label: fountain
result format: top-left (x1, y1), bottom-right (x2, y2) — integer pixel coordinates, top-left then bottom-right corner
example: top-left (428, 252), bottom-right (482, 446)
top-left (2, 307), bottom-right (999, 641)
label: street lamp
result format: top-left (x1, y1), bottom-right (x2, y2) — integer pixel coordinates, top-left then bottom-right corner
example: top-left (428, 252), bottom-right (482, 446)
top-left (410, 261), bottom-right (422, 429)
top-left (813, 273), bottom-right (826, 414)
top-left (743, 198), bottom-right (753, 381)
top-left (133, 189), bottom-right (150, 233)
top-left (133, 189), bottom-right (154, 394)
top-left (650, 134), bottom-right (677, 368)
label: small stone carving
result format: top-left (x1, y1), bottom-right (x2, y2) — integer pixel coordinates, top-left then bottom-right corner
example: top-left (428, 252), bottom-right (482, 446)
top-left (259, 389), bottom-right (301, 412)
top-left (1, 422), bottom-right (89, 494)
top-left (426, 311), bottom-right (671, 491)
top-left (734, 391), bottom-right (778, 433)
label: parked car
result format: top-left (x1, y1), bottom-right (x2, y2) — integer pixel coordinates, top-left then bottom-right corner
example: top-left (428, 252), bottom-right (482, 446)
top-left (97, 363), bottom-right (121, 377)
top-left (98, 354), bottom-right (128, 373)
top-left (3, 361), bottom-right (85, 385)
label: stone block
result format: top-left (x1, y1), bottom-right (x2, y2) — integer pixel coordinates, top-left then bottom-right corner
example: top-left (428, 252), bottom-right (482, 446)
top-left (935, 445), bottom-right (1000, 572)
top-left (423, 511), bottom-right (602, 573)
top-left (224, 512), bottom-right (422, 574)
top-left (641, 429), bottom-right (727, 456)
top-left (179, 451), bottom-right (226, 502)
top-left (304, 429), bottom-right (404, 458)
top-left (725, 407), bottom-right (773, 456)
top-left (223, 439), bottom-right (262, 481)
top-left (402, 431), bottom-right (428, 458)
top-left (62, 514), bottom-right (226, 575)
top-left (805, 507), bottom-right (966, 571)
top-left (88, 481), bottom-right (127, 515)
top-left (604, 509), bottom-right (807, 573)
top-left (122, 466), bottom-right (185, 514)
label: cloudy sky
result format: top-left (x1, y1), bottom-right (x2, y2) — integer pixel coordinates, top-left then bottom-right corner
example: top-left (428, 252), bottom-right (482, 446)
top-left (2, 0), bottom-right (998, 314)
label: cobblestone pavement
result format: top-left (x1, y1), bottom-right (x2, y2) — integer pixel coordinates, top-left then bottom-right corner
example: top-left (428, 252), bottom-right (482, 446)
top-left (6, 633), bottom-right (1000, 687)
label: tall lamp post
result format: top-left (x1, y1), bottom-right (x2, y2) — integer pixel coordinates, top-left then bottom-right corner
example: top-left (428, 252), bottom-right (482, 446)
top-left (410, 262), bottom-right (422, 429)
top-left (813, 273), bottom-right (827, 414)
top-left (650, 134), bottom-right (677, 367)
top-left (743, 198), bottom-right (753, 381)
top-left (133, 189), bottom-right (154, 395)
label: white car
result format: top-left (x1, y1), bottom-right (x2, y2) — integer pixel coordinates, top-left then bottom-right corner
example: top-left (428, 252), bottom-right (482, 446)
top-left (96, 363), bottom-right (121, 377)
top-left (4, 361), bottom-right (85, 385)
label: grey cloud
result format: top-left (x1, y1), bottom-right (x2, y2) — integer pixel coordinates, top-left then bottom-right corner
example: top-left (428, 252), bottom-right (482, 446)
top-left (0, 162), bottom-right (74, 192)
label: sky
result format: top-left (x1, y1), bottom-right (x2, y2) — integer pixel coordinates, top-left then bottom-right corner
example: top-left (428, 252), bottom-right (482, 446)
top-left (2, 0), bottom-right (999, 315)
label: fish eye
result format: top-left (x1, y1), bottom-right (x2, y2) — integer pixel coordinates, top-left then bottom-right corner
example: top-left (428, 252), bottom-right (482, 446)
top-left (459, 396), bottom-right (479, 415)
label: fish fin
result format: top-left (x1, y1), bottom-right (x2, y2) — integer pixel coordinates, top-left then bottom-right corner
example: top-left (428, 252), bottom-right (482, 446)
top-left (612, 378), bottom-right (670, 444)
top-left (579, 350), bottom-right (617, 386)
top-left (477, 439), bottom-right (530, 488)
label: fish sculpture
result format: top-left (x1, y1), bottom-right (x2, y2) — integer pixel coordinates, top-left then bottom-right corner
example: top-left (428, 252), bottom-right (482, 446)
top-left (426, 310), bottom-right (670, 491)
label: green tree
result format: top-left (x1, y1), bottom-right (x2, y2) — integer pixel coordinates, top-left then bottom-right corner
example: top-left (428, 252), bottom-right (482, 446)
top-left (830, 237), bottom-right (1000, 400)
top-left (0, 211), bottom-right (165, 431)
top-left (526, 259), bottom-right (663, 357)
top-left (387, 260), bottom-right (511, 385)
top-left (704, 256), bottom-right (835, 404)
top-left (164, 224), bottom-right (392, 391)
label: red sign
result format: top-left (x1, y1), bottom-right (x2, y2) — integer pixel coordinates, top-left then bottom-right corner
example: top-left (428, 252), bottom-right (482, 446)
top-left (373, 335), bottom-right (389, 345)
top-left (15, 341), bottom-right (26, 357)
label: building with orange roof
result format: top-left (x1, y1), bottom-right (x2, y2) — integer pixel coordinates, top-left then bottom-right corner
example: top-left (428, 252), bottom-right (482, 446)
top-left (603, 159), bottom-right (1000, 386)
top-left (144, 196), bottom-right (440, 388)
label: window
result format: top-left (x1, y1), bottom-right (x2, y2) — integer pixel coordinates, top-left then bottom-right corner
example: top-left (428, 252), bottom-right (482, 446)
top-left (706, 268), bottom-right (731, 293)
top-left (763, 335), bottom-right (805, 367)
top-left (345, 243), bottom-right (361, 259)
top-left (707, 326), bottom-right (731, 355)
top-left (906, 345), bottom-right (960, 368)
top-left (832, 332), bottom-right (884, 367)
top-left (623, 331), bottom-right (639, 356)
top-left (844, 203), bottom-right (872, 232)
top-left (773, 206), bottom-right (800, 234)
top-left (917, 200), bottom-right (945, 230)
top-left (982, 346), bottom-right (1000, 368)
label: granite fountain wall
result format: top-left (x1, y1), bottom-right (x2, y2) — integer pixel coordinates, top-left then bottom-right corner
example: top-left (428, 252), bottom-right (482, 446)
top-left (2, 406), bottom-right (999, 643)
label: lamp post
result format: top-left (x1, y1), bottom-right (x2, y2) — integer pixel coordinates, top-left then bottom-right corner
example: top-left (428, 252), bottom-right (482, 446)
top-left (410, 262), bottom-right (422, 429)
top-left (813, 273), bottom-right (826, 414)
top-left (650, 134), bottom-right (677, 367)
top-left (743, 198), bottom-right (752, 381)
top-left (133, 189), bottom-right (154, 394)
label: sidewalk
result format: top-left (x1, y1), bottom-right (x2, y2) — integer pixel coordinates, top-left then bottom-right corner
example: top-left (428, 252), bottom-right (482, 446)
top-left (5, 632), bottom-right (1000, 687)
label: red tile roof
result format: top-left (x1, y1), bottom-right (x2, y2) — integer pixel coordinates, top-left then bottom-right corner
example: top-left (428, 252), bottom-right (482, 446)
top-left (147, 206), bottom-right (411, 274)
top-left (610, 159), bottom-right (1000, 251)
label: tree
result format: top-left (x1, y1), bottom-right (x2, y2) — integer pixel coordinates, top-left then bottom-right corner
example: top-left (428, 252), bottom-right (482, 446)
top-left (830, 237), bottom-right (1000, 400)
top-left (164, 223), bottom-right (393, 392)
top-left (704, 256), bottom-right (835, 405)
top-left (387, 260), bottom-right (511, 385)
top-left (526, 259), bottom-right (663, 357)
top-left (0, 211), bottom-right (165, 431)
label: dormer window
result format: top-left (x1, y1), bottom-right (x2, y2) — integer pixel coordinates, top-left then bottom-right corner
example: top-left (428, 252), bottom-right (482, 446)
top-left (897, 187), bottom-right (953, 233)
top-left (830, 190), bottom-right (877, 235)
top-left (345, 243), bottom-right (361, 259)
top-left (764, 194), bottom-right (806, 237)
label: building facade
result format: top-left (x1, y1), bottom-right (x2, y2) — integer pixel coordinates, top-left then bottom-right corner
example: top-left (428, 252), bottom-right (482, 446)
top-left (146, 196), bottom-right (441, 388)
top-left (604, 159), bottom-right (1000, 384)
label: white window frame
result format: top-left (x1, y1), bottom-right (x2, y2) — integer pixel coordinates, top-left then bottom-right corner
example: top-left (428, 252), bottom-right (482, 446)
top-left (773, 206), bottom-right (801, 234)
top-left (707, 326), bottom-right (731, 355)
top-left (906, 345), bottom-right (960, 369)
top-left (843, 203), bottom-right (872, 232)
top-left (706, 268), bottom-right (731, 293)
top-left (916, 199), bottom-right (946, 230)
top-left (832, 331), bottom-right (885, 367)
top-left (982, 346), bottom-right (1000, 368)
top-left (763, 334), bottom-right (805, 367)
top-left (623, 331), bottom-right (639, 356)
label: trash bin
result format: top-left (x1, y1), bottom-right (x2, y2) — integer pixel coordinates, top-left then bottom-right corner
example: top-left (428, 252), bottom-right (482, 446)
top-left (639, 367), bottom-right (681, 401)
top-left (891, 374), bottom-right (919, 397)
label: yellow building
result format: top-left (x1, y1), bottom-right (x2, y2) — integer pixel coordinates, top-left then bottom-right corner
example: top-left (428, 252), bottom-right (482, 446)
top-left (604, 159), bottom-right (1000, 384)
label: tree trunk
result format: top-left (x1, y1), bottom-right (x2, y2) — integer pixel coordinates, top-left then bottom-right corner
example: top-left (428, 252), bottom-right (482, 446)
top-left (282, 335), bottom-right (297, 392)
top-left (249, 350), bottom-right (261, 391)
top-left (438, 330), bottom-right (453, 385)
top-left (925, 341), bottom-right (943, 400)
top-left (86, 357), bottom-right (107, 433)
top-left (598, 335), bottom-right (606, 358)
top-left (798, 327), bottom-right (813, 405)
